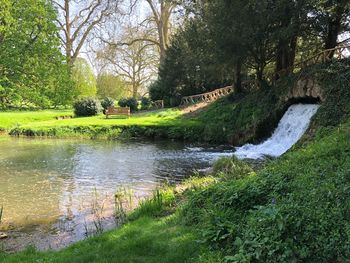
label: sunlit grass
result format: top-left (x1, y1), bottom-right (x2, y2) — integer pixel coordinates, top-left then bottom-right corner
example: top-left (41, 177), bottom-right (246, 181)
top-left (0, 110), bottom-right (72, 129)
top-left (0, 109), bottom-right (198, 131)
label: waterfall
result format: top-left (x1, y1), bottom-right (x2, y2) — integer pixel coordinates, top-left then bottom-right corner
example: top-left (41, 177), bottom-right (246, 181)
top-left (234, 104), bottom-right (320, 160)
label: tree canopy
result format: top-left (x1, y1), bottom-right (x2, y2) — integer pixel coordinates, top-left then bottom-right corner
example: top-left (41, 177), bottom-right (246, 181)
top-left (0, 0), bottom-right (73, 108)
top-left (0, 0), bottom-right (349, 108)
top-left (151, 0), bottom-right (350, 105)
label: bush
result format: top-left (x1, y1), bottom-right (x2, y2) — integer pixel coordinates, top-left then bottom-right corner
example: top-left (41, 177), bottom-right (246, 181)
top-left (118, 97), bottom-right (138, 112)
top-left (73, 97), bottom-right (101, 117)
top-left (213, 157), bottom-right (254, 180)
top-left (141, 97), bottom-right (152, 111)
top-left (101, 97), bottom-right (114, 114)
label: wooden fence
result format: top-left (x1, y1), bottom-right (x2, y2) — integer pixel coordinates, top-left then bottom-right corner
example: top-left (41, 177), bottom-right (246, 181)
top-left (180, 86), bottom-right (234, 105)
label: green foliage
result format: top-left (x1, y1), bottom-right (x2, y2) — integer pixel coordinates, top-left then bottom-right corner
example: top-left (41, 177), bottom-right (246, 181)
top-left (308, 60), bottom-right (350, 127)
top-left (0, 217), bottom-right (205, 263)
top-left (96, 73), bottom-right (127, 99)
top-left (0, 0), bottom-right (73, 108)
top-left (213, 157), bottom-right (255, 180)
top-left (156, 18), bottom-right (233, 105)
top-left (100, 97), bottom-right (115, 114)
top-left (72, 58), bottom-right (97, 98)
top-left (129, 189), bottom-right (176, 221)
top-left (141, 97), bottom-right (152, 111)
top-left (149, 80), bottom-right (164, 102)
top-left (73, 97), bottom-right (101, 117)
top-left (118, 97), bottom-right (138, 112)
top-left (181, 121), bottom-right (350, 262)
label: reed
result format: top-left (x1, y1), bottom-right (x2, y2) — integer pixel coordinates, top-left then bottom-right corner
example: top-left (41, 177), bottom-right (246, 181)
top-left (114, 188), bottom-right (134, 225)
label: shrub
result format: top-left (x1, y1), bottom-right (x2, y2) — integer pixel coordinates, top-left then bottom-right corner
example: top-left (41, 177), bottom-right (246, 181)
top-left (101, 97), bottom-right (114, 114)
top-left (73, 97), bottom-right (101, 117)
top-left (141, 97), bottom-right (152, 111)
top-left (118, 97), bottom-right (138, 112)
top-left (213, 157), bottom-right (254, 180)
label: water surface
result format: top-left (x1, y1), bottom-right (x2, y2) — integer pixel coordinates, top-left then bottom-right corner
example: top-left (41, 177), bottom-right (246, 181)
top-left (0, 138), bottom-right (232, 251)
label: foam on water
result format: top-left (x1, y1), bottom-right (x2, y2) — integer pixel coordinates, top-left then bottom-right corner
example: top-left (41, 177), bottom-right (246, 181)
top-left (234, 103), bottom-right (320, 160)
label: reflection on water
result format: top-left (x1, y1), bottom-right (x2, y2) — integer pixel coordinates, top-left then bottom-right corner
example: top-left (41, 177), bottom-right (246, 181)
top-left (0, 138), bottom-right (232, 251)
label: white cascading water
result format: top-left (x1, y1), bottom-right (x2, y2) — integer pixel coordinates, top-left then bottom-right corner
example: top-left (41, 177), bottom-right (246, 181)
top-left (234, 104), bottom-right (320, 160)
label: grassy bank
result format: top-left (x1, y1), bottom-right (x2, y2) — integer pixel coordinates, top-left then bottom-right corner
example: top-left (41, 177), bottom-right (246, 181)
top-left (0, 109), bottom-right (202, 140)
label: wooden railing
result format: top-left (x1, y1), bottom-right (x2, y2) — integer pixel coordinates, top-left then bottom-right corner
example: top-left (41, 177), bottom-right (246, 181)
top-left (180, 86), bottom-right (234, 105)
top-left (274, 45), bottom-right (350, 79)
top-left (152, 100), bottom-right (164, 109)
top-left (180, 45), bottom-right (350, 106)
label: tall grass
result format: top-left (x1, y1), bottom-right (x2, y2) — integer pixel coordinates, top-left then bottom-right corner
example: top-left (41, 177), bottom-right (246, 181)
top-left (114, 188), bottom-right (134, 225)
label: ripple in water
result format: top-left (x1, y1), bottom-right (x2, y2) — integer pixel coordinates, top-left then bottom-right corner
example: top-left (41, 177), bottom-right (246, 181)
top-left (0, 138), bottom-right (232, 251)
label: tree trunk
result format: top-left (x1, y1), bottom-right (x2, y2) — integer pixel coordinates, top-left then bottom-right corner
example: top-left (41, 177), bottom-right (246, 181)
top-left (132, 84), bottom-right (138, 98)
top-left (275, 36), bottom-right (298, 79)
top-left (324, 3), bottom-right (346, 58)
top-left (234, 61), bottom-right (242, 93)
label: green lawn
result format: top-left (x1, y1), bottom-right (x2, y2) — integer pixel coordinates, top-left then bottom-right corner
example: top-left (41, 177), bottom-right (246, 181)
top-left (0, 110), bottom-right (72, 130)
top-left (0, 109), bottom-right (198, 130)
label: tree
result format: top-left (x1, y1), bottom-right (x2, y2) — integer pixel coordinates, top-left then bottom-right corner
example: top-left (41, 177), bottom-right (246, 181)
top-left (96, 73), bottom-right (127, 99)
top-left (97, 26), bottom-right (159, 98)
top-left (0, 0), bottom-right (73, 108)
top-left (152, 18), bottom-right (233, 106)
top-left (312, 0), bottom-right (350, 55)
top-left (52, 0), bottom-right (122, 66)
top-left (72, 58), bottom-right (97, 97)
top-left (143, 0), bottom-right (178, 62)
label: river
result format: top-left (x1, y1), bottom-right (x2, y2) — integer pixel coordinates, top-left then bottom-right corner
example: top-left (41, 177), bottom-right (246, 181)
top-left (0, 137), bottom-right (232, 251)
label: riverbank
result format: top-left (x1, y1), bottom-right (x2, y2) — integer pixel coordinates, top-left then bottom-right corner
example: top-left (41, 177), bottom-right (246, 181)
top-left (0, 108), bottom-right (205, 141)
top-left (2, 115), bottom-right (350, 262)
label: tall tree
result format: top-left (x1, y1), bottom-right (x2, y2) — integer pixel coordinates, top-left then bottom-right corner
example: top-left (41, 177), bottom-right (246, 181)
top-left (97, 26), bottom-right (159, 98)
top-left (143, 0), bottom-right (177, 62)
top-left (52, 0), bottom-right (122, 65)
top-left (272, 0), bottom-right (310, 76)
top-left (0, 0), bottom-right (73, 108)
top-left (151, 18), bottom-right (234, 105)
top-left (312, 0), bottom-right (350, 55)
top-left (72, 58), bottom-right (97, 97)
top-left (96, 73), bottom-right (127, 99)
